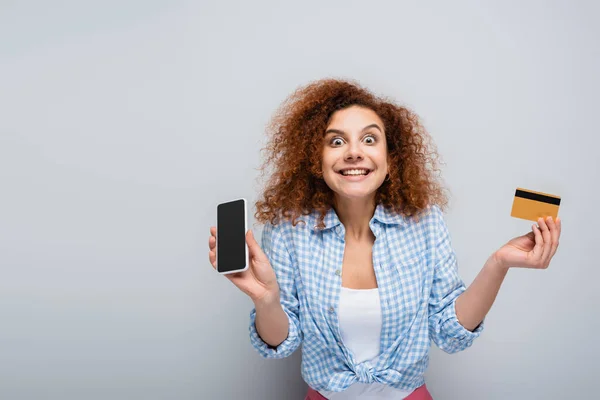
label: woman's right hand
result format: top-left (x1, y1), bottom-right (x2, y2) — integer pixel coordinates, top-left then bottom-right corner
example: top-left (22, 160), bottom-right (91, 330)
top-left (209, 227), bottom-right (280, 305)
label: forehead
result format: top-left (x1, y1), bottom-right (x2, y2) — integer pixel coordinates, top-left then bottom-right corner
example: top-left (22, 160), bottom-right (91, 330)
top-left (326, 106), bottom-right (384, 130)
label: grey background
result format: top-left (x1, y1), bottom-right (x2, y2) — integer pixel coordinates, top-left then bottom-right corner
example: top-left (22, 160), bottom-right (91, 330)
top-left (1, 1), bottom-right (597, 399)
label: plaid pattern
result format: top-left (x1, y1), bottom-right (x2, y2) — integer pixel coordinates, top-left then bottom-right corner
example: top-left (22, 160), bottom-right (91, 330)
top-left (249, 204), bottom-right (483, 392)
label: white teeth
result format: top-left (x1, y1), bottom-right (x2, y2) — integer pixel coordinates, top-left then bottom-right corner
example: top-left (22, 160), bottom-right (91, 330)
top-left (341, 169), bottom-right (369, 176)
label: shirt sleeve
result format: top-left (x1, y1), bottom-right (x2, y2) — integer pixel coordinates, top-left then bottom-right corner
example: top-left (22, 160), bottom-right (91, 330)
top-left (248, 221), bottom-right (302, 359)
top-left (428, 206), bottom-right (484, 354)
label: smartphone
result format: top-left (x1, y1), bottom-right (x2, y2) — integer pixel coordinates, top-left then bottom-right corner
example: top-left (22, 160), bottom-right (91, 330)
top-left (216, 198), bottom-right (249, 274)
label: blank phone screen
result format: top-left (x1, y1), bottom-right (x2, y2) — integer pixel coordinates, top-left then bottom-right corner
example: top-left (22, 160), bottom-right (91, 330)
top-left (217, 199), bottom-right (246, 273)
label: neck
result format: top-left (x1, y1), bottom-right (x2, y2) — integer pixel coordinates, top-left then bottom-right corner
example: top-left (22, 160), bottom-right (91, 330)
top-left (333, 195), bottom-right (377, 241)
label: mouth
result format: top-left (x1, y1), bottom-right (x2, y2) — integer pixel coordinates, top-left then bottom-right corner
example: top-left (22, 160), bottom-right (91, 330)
top-left (337, 168), bottom-right (372, 177)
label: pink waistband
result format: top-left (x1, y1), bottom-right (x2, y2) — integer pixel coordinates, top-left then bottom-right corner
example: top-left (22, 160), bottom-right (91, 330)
top-left (305, 384), bottom-right (433, 400)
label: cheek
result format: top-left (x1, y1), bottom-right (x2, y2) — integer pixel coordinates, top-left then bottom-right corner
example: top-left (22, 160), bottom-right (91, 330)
top-left (321, 170), bottom-right (337, 191)
top-left (379, 148), bottom-right (389, 169)
top-left (322, 164), bottom-right (337, 181)
top-left (367, 148), bottom-right (388, 168)
top-left (319, 155), bottom-right (334, 180)
top-left (321, 149), bottom-right (339, 170)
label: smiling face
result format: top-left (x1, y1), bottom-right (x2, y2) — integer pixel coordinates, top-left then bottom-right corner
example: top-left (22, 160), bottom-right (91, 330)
top-left (321, 105), bottom-right (388, 202)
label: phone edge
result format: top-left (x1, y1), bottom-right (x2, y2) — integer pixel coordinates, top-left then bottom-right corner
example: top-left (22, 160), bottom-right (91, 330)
top-left (216, 198), bottom-right (250, 275)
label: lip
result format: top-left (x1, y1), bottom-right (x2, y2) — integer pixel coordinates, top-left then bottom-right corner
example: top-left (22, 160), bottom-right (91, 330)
top-left (337, 169), bottom-right (373, 181)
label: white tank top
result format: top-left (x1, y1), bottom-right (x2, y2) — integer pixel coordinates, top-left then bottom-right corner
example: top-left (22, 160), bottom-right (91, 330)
top-left (319, 287), bottom-right (415, 399)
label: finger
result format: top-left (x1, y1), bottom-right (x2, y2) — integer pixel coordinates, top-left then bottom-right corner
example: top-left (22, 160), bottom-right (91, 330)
top-left (246, 230), bottom-right (267, 262)
top-left (546, 216), bottom-right (560, 258)
top-left (209, 249), bottom-right (216, 269)
top-left (210, 226), bottom-right (216, 237)
top-left (538, 217), bottom-right (552, 265)
top-left (531, 223), bottom-right (544, 263)
top-left (208, 235), bottom-right (216, 251)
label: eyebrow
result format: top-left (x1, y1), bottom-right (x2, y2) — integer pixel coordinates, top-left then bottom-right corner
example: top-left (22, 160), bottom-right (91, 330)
top-left (324, 123), bottom-right (383, 136)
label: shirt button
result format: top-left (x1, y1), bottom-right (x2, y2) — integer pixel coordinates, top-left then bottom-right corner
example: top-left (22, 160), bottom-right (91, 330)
top-left (328, 307), bottom-right (335, 313)
top-left (335, 270), bottom-right (341, 276)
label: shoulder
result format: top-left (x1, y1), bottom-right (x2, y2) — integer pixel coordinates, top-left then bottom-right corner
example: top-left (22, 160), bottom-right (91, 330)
top-left (384, 204), bottom-right (448, 246)
top-left (262, 214), bottom-right (312, 237)
top-left (421, 204), bottom-right (445, 224)
top-left (387, 204), bottom-right (446, 229)
top-left (260, 214), bottom-right (313, 250)
top-left (417, 205), bottom-right (449, 238)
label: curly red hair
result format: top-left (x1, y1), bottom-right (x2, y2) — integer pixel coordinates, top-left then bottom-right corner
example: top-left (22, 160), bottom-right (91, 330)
top-left (255, 78), bottom-right (449, 228)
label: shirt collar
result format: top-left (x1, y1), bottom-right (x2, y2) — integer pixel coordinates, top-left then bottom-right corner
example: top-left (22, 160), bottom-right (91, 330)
top-left (372, 203), bottom-right (407, 226)
top-left (310, 203), bottom-right (407, 231)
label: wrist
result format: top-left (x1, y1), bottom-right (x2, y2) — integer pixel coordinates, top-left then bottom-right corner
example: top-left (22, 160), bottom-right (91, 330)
top-left (253, 291), bottom-right (281, 311)
top-left (490, 252), bottom-right (510, 273)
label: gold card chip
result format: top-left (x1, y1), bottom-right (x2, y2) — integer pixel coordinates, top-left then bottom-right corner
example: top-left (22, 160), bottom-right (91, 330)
top-left (510, 188), bottom-right (561, 222)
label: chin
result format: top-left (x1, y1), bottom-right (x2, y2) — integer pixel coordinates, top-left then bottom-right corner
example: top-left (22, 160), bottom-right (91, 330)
top-left (333, 188), bottom-right (379, 200)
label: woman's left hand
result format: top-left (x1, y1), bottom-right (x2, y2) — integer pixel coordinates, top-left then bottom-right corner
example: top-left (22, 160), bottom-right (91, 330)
top-left (493, 216), bottom-right (562, 270)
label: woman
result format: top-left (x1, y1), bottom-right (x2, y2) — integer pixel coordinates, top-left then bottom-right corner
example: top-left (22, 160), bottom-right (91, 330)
top-left (208, 79), bottom-right (561, 399)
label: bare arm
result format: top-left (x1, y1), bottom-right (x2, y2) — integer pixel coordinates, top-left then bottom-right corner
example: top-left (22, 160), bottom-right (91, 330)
top-left (254, 296), bottom-right (289, 348)
top-left (209, 227), bottom-right (289, 347)
top-left (455, 255), bottom-right (508, 331)
top-left (209, 224), bottom-right (301, 355)
top-left (455, 216), bottom-right (561, 331)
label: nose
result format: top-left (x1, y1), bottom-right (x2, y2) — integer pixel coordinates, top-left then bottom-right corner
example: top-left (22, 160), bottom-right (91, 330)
top-left (344, 143), bottom-right (364, 162)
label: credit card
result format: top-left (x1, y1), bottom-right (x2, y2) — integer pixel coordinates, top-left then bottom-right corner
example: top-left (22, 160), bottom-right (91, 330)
top-left (510, 188), bottom-right (561, 222)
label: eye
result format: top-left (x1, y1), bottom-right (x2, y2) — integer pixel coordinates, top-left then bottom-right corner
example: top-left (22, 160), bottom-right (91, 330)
top-left (330, 137), bottom-right (344, 146)
top-left (363, 135), bottom-right (376, 144)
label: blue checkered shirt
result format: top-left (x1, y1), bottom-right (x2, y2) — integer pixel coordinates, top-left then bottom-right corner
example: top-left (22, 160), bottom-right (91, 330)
top-left (249, 204), bottom-right (483, 392)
